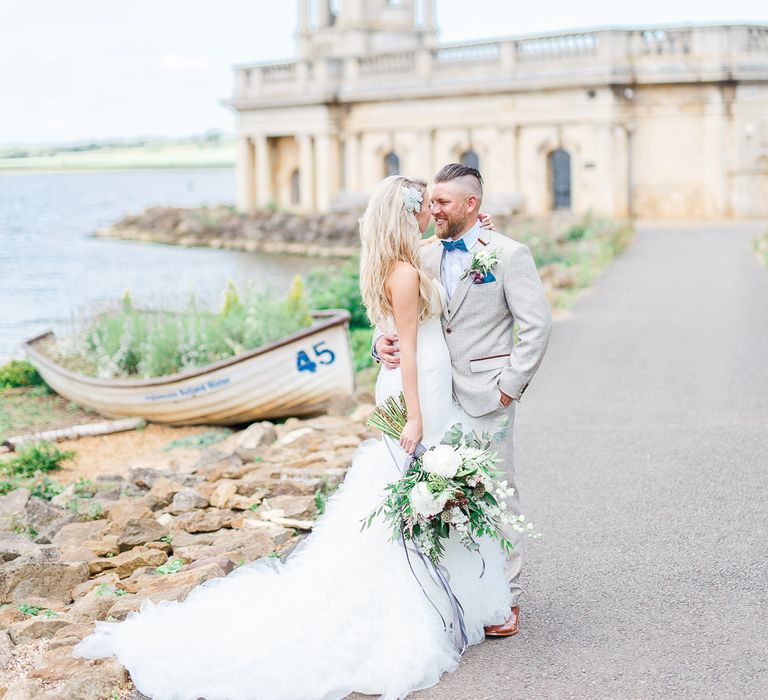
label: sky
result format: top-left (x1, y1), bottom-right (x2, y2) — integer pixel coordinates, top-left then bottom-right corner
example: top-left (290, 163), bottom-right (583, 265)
top-left (1, 0), bottom-right (766, 146)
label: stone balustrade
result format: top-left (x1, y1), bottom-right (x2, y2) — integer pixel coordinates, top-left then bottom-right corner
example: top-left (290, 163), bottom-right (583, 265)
top-left (231, 23), bottom-right (768, 104)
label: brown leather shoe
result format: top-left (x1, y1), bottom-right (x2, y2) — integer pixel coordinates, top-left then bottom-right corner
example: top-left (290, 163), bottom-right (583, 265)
top-left (484, 606), bottom-right (520, 637)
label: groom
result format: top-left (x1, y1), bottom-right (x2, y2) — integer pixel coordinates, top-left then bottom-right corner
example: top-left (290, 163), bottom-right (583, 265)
top-left (374, 163), bottom-right (552, 637)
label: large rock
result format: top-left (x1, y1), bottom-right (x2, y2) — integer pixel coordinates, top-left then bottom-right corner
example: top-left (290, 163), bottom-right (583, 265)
top-left (51, 520), bottom-right (109, 552)
top-left (48, 621), bottom-right (97, 648)
top-left (234, 475), bottom-right (272, 498)
top-left (88, 546), bottom-right (168, 578)
top-left (194, 453), bottom-right (246, 482)
top-left (133, 561), bottom-right (228, 600)
top-left (208, 481), bottom-right (238, 509)
top-left (107, 498), bottom-right (153, 528)
top-left (0, 560), bottom-right (89, 606)
top-left (0, 488), bottom-right (31, 529)
top-left (145, 476), bottom-right (183, 510)
top-left (71, 572), bottom-right (120, 600)
top-left (234, 422), bottom-right (277, 461)
top-left (0, 532), bottom-right (43, 563)
top-left (49, 483), bottom-right (76, 509)
top-left (255, 495), bottom-right (316, 521)
top-left (82, 533), bottom-right (120, 557)
top-left (128, 466), bottom-right (162, 489)
top-left (106, 562), bottom-right (228, 620)
top-left (230, 518), bottom-right (294, 546)
top-left (29, 644), bottom-right (127, 698)
top-left (24, 496), bottom-right (72, 534)
top-left (8, 615), bottom-right (69, 644)
top-left (0, 629), bottom-right (12, 669)
top-left (1, 679), bottom-right (43, 700)
top-left (174, 508), bottom-right (235, 533)
top-left (172, 529), bottom-right (276, 564)
top-left (262, 477), bottom-right (324, 497)
top-left (102, 593), bottom-right (142, 621)
top-left (114, 517), bottom-right (168, 551)
top-left (0, 605), bottom-right (27, 630)
top-left (66, 585), bottom-right (121, 624)
top-left (167, 488), bottom-right (209, 514)
top-left (227, 494), bottom-right (263, 510)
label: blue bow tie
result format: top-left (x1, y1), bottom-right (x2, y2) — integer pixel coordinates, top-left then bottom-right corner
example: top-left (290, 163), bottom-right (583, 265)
top-left (441, 238), bottom-right (468, 252)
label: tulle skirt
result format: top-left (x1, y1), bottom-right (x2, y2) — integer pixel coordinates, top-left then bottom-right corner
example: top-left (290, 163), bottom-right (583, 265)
top-left (73, 436), bottom-right (511, 700)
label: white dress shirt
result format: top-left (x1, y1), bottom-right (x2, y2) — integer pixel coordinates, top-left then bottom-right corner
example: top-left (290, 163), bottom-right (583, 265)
top-left (440, 221), bottom-right (481, 298)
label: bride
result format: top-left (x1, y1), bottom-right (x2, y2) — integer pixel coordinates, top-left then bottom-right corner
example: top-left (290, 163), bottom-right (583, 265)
top-left (73, 176), bottom-right (512, 700)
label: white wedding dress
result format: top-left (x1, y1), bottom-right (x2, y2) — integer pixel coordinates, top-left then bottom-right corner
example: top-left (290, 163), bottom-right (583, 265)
top-left (73, 281), bottom-right (511, 700)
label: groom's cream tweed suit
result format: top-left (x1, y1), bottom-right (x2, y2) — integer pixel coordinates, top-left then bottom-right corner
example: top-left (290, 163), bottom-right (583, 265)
top-left (421, 229), bottom-right (552, 606)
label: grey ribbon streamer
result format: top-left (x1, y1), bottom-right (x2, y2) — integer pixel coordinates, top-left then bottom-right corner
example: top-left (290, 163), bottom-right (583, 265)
top-left (382, 436), bottom-right (469, 655)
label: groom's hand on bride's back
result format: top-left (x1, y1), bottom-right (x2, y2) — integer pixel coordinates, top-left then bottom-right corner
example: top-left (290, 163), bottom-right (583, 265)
top-left (375, 334), bottom-right (400, 370)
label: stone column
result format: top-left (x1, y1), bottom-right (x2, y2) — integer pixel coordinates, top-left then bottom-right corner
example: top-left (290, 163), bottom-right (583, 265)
top-left (412, 130), bottom-right (433, 182)
top-left (254, 135), bottom-right (273, 209)
top-left (422, 0), bottom-right (437, 46)
top-left (499, 128), bottom-right (518, 192)
top-left (236, 136), bottom-right (255, 213)
top-left (317, 0), bottom-right (332, 27)
top-left (298, 134), bottom-right (315, 212)
top-left (298, 0), bottom-right (310, 31)
top-left (314, 133), bottom-right (339, 211)
top-left (298, 0), bottom-right (311, 56)
top-left (344, 133), bottom-right (360, 193)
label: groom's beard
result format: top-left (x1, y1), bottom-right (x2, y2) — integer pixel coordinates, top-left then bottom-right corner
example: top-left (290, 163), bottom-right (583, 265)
top-left (436, 211), bottom-right (472, 240)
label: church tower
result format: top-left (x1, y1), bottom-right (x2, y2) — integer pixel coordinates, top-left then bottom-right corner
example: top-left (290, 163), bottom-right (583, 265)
top-left (297, 0), bottom-right (436, 58)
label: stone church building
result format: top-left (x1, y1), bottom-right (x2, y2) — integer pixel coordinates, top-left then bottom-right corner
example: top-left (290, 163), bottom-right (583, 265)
top-left (229, 1), bottom-right (768, 219)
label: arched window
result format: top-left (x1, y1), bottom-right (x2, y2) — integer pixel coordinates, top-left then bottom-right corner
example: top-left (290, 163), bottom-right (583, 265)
top-left (548, 149), bottom-right (571, 210)
top-left (384, 152), bottom-right (400, 177)
top-left (291, 169), bottom-right (300, 206)
top-left (460, 149), bottom-right (480, 170)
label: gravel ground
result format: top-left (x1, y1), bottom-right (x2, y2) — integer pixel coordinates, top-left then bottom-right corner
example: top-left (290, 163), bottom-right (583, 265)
top-left (414, 222), bottom-right (768, 699)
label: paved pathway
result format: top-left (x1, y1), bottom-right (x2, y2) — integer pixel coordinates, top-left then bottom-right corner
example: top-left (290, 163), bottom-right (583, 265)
top-left (418, 222), bottom-right (768, 699)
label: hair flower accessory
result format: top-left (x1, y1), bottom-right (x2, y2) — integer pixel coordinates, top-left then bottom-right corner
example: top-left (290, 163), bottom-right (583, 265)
top-left (402, 185), bottom-right (423, 213)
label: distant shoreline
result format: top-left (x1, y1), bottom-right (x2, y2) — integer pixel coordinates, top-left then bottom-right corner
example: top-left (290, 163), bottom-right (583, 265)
top-left (0, 137), bottom-right (236, 173)
top-left (0, 164), bottom-right (234, 175)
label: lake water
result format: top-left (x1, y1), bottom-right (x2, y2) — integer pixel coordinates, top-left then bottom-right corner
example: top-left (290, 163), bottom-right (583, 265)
top-left (0, 169), bottom-right (326, 362)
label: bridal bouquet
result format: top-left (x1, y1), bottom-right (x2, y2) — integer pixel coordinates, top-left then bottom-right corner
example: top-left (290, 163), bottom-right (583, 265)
top-left (364, 393), bottom-right (539, 565)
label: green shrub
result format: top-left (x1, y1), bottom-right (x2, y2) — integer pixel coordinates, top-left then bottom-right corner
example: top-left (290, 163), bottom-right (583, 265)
top-left (3, 442), bottom-right (74, 479)
top-left (0, 360), bottom-right (43, 389)
top-left (306, 260), bottom-right (368, 329)
top-left (0, 443), bottom-right (70, 500)
top-left (50, 278), bottom-right (313, 379)
top-left (156, 558), bottom-right (185, 575)
top-left (348, 327), bottom-right (375, 371)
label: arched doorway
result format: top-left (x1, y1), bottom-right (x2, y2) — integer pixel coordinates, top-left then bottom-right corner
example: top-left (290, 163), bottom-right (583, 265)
top-left (384, 152), bottom-right (400, 176)
top-left (460, 149), bottom-right (480, 170)
top-left (548, 149), bottom-right (572, 210)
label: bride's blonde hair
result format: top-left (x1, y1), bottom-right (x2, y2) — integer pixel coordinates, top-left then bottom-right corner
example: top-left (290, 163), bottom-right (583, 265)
top-left (359, 175), bottom-right (433, 326)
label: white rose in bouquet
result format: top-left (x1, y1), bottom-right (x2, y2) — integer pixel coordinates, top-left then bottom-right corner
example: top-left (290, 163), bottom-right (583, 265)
top-left (422, 445), bottom-right (462, 478)
top-left (408, 482), bottom-right (445, 517)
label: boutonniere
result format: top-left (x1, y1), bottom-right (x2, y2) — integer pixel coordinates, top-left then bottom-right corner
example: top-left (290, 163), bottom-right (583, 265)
top-left (461, 249), bottom-right (500, 284)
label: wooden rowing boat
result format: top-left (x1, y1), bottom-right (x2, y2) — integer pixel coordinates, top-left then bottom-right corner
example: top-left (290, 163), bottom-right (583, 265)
top-left (22, 310), bottom-right (356, 425)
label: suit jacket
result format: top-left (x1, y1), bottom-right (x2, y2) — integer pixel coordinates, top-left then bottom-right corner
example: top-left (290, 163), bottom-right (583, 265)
top-left (420, 230), bottom-right (552, 417)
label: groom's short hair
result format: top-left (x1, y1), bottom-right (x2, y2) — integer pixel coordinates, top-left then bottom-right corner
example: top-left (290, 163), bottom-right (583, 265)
top-left (434, 163), bottom-right (484, 201)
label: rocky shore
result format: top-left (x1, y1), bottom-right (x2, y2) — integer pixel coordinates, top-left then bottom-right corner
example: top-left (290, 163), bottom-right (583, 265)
top-left (0, 405), bottom-right (376, 699)
top-left (93, 206), bottom-right (616, 309)
top-left (95, 206), bottom-right (361, 258)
